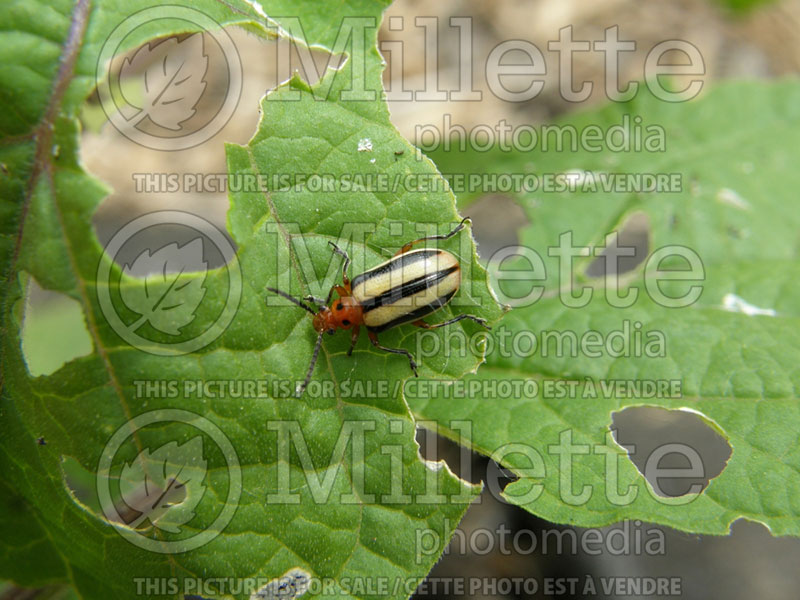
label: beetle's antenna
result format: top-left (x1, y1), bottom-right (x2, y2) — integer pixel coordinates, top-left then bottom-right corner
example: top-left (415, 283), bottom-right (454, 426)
top-left (266, 287), bottom-right (317, 315)
top-left (296, 332), bottom-right (324, 397)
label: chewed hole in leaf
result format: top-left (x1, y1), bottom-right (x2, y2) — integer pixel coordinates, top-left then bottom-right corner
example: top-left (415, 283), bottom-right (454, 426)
top-left (281, 44), bottom-right (345, 89)
top-left (63, 453), bottom-right (187, 529)
top-left (92, 218), bottom-right (233, 340)
top-left (416, 426), bottom-right (475, 481)
top-left (611, 406), bottom-right (732, 498)
top-left (82, 27), bottom-right (278, 271)
top-left (585, 211), bottom-right (650, 278)
top-left (116, 438), bottom-right (206, 531)
top-left (94, 210), bottom-right (235, 273)
top-left (65, 436), bottom-right (206, 532)
top-left (20, 275), bottom-right (93, 376)
top-left (415, 426), bottom-right (517, 491)
top-left (85, 32), bottom-right (235, 137)
top-left (465, 194), bottom-right (529, 260)
top-left (62, 456), bottom-right (103, 516)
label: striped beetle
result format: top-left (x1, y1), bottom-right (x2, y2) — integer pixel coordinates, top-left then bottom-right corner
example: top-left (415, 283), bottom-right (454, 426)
top-left (267, 218), bottom-right (490, 396)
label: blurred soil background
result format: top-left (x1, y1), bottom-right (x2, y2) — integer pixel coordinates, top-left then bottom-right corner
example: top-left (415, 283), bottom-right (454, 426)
top-left (23, 0), bottom-right (800, 598)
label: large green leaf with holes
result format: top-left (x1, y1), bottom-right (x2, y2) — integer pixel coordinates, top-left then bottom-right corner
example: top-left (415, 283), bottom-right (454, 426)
top-left (0, 1), bottom-right (502, 598)
top-left (412, 81), bottom-right (800, 535)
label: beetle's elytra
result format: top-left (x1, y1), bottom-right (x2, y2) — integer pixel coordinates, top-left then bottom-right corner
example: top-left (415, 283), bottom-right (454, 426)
top-left (352, 248), bottom-right (461, 331)
top-left (267, 218), bottom-right (489, 396)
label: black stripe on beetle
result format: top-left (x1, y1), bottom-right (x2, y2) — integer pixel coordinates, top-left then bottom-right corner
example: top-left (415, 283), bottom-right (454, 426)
top-left (368, 289), bottom-right (458, 333)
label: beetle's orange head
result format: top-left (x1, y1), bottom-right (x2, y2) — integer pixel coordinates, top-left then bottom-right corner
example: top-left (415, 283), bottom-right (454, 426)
top-left (311, 307), bottom-right (333, 335)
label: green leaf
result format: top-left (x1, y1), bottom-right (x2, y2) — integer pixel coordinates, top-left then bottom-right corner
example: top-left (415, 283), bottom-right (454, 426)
top-left (411, 81), bottom-right (800, 536)
top-left (0, 1), bottom-right (501, 599)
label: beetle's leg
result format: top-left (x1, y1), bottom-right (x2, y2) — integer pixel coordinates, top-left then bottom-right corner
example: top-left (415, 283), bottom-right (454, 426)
top-left (347, 326), bottom-right (361, 356)
top-left (413, 314), bottom-right (490, 330)
top-left (328, 241), bottom-right (351, 286)
top-left (326, 242), bottom-right (352, 304)
top-left (394, 217), bottom-right (470, 256)
top-left (296, 331), bottom-right (325, 398)
top-left (368, 331), bottom-right (418, 376)
top-left (324, 284), bottom-right (350, 306)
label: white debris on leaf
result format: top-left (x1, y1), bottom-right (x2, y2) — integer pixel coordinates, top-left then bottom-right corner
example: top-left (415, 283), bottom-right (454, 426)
top-left (243, 0), bottom-right (267, 18)
top-left (716, 188), bottom-right (751, 210)
top-left (722, 293), bottom-right (776, 317)
top-left (357, 138), bottom-right (373, 152)
top-left (422, 458), bottom-right (444, 472)
top-left (244, 0), bottom-right (267, 19)
top-left (251, 568), bottom-right (311, 600)
top-left (369, 158), bottom-right (376, 164)
top-left (564, 169), bottom-right (597, 185)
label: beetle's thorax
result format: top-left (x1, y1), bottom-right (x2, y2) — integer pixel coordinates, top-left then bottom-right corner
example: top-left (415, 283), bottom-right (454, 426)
top-left (330, 296), bottom-right (362, 330)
